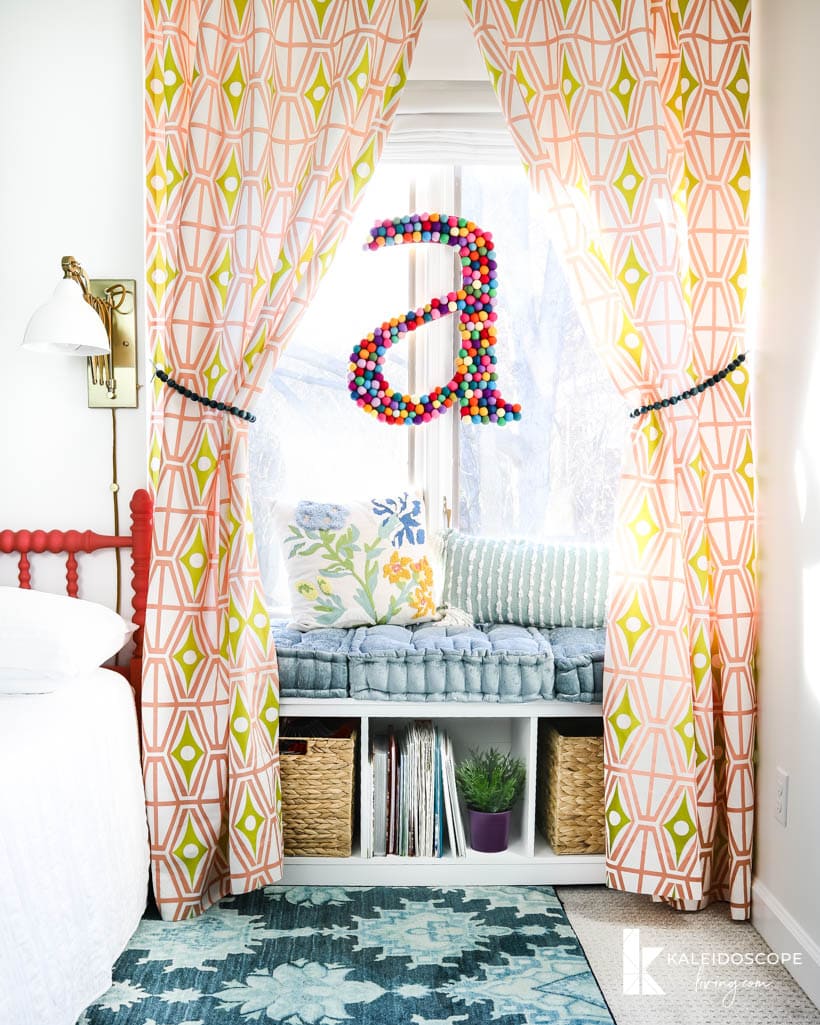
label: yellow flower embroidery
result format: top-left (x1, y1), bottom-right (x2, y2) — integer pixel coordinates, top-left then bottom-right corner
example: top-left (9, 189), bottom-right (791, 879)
top-left (383, 553), bottom-right (413, 585)
top-left (410, 584), bottom-right (435, 619)
top-left (411, 558), bottom-right (433, 589)
top-left (409, 557), bottom-right (435, 619)
top-left (296, 581), bottom-right (318, 601)
top-left (317, 577), bottom-right (333, 596)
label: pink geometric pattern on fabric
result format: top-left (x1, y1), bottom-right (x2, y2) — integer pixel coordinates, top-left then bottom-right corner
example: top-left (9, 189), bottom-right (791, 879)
top-left (463, 0), bottom-right (755, 917)
top-left (143, 0), bottom-right (426, 921)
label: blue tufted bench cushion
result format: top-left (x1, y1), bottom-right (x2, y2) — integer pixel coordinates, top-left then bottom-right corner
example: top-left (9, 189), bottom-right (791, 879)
top-left (346, 623), bottom-right (553, 702)
top-left (548, 626), bottom-right (607, 702)
top-left (269, 623), bottom-right (353, 699)
top-left (271, 620), bottom-right (605, 703)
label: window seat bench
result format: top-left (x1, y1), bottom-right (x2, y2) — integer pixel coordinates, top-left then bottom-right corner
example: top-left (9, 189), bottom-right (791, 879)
top-left (271, 530), bottom-right (609, 704)
top-left (271, 619), bottom-right (606, 703)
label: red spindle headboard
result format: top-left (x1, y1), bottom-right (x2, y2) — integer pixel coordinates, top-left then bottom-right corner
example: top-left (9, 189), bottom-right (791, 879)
top-left (0, 489), bottom-right (152, 701)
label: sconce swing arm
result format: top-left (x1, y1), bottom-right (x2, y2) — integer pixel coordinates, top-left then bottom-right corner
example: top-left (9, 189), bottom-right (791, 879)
top-left (60, 256), bottom-right (130, 397)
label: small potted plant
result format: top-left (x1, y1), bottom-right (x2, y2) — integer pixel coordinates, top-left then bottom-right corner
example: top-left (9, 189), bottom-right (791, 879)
top-left (455, 747), bottom-right (526, 853)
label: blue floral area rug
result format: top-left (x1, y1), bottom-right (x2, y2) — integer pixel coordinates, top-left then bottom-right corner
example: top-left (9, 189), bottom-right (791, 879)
top-left (79, 886), bottom-right (613, 1025)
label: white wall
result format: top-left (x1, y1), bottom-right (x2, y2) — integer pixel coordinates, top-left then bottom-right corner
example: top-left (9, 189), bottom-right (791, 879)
top-left (752, 0), bottom-right (820, 1006)
top-left (0, 0), bottom-right (146, 608)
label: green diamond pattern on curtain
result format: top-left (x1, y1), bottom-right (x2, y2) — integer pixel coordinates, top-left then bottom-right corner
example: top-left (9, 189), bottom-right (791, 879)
top-left (143, 0), bottom-right (427, 921)
top-left (462, 0), bottom-right (756, 918)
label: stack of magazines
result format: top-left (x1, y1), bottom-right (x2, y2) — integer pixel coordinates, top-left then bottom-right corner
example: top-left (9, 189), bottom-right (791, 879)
top-left (369, 722), bottom-right (466, 858)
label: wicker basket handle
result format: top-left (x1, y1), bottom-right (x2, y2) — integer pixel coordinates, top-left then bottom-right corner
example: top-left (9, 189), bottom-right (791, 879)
top-left (280, 739), bottom-right (308, 756)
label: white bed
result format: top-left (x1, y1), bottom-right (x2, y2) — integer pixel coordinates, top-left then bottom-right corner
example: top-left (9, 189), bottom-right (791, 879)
top-left (0, 669), bottom-right (149, 1025)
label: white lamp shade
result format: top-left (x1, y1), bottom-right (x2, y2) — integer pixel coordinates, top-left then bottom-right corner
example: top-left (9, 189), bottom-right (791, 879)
top-left (22, 278), bottom-right (110, 356)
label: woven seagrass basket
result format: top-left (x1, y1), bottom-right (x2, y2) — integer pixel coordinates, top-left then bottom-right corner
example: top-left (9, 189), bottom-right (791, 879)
top-left (280, 724), bottom-right (357, 857)
top-left (538, 721), bottom-right (604, 855)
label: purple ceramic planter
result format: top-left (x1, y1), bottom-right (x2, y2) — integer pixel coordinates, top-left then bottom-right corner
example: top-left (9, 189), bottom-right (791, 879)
top-left (468, 809), bottom-right (512, 853)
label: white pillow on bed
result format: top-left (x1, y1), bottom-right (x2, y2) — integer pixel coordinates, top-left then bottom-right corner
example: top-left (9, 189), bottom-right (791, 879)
top-left (0, 587), bottom-right (134, 681)
top-left (0, 668), bottom-right (78, 694)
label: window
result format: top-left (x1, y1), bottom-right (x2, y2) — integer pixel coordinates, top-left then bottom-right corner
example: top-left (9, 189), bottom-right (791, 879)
top-left (455, 166), bottom-right (626, 541)
top-left (250, 159), bottom-right (625, 608)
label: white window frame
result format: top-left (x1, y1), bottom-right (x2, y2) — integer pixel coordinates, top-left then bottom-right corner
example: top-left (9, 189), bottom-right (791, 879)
top-left (407, 165), bottom-right (461, 536)
top-left (380, 81), bottom-right (522, 534)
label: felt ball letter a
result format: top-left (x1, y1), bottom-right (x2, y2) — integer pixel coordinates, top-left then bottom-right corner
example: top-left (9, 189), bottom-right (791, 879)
top-left (347, 214), bottom-right (521, 426)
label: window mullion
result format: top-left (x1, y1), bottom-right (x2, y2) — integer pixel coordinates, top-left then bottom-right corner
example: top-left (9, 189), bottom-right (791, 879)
top-left (450, 164), bottom-right (463, 530)
top-left (411, 166), bottom-right (458, 537)
top-left (408, 174), bottom-right (418, 493)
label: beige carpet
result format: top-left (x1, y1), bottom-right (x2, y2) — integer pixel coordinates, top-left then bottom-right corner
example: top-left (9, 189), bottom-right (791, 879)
top-left (557, 886), bottom-right (820, 1025)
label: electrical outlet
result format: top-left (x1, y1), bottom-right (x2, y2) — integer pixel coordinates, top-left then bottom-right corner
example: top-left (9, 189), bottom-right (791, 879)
top-left (775, 768), bottom-right (789, 826)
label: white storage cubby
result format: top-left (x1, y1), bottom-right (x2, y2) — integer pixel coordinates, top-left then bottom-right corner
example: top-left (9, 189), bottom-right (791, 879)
top-left (276, 698), bottom-right (606, 886)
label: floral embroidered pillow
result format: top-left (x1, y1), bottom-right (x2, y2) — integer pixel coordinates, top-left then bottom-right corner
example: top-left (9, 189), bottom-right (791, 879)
top-left (274, 493), bottom-right (437, 631)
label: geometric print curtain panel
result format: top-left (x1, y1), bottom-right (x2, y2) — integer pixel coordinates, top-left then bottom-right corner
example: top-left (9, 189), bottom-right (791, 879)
top-left (464, 0), bottom-right (756, 918)
top-left (142, 0), bottom-right (427, 921)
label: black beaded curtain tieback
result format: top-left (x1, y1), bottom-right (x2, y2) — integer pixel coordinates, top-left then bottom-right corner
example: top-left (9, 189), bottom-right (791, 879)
top-left (629, 353), bottom-right (746, 419)
top-left (155, 368), bottom-right (256, 423)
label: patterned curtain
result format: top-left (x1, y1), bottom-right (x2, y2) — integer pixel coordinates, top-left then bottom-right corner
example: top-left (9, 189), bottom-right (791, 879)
top-left (143, 0), bottom-right (427, 921)
top-left (463, 0), bottom-right (755, 917)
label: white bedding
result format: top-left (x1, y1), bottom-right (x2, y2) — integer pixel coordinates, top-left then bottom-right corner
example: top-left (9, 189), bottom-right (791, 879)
top-left (0, 669), bottom-right (149, 1025)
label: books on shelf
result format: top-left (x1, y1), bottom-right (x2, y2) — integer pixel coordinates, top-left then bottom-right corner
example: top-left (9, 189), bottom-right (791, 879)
top-left (440, 730), bottom-right (467, 858)
top-left (370, 736), bottom-right (389, 857)
top-left (369, 722), bottom-right (466, 859)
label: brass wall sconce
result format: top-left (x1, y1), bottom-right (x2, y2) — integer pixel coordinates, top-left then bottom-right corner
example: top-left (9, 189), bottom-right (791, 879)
top-left (23, 256), bottom-right (138, 408)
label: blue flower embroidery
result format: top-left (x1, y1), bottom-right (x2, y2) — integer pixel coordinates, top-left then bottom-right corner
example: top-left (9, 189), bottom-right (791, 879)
top-left (371, 493), bottom-right (425, 547)
top-left (294, 501), bottom-right (349, 531)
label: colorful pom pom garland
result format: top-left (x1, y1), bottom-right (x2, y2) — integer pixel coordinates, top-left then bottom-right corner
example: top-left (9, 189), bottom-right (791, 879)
top-left (348, 214), bottom-right (521, 426)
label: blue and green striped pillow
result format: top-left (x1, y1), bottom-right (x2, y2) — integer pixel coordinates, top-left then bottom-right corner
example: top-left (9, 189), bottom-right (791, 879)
top-left (439, 530), bottom-right (609, 629)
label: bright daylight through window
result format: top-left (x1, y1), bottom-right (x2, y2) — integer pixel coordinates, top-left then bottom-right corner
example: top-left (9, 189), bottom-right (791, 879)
top-left (250, 161), bottom-right (625, 609)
